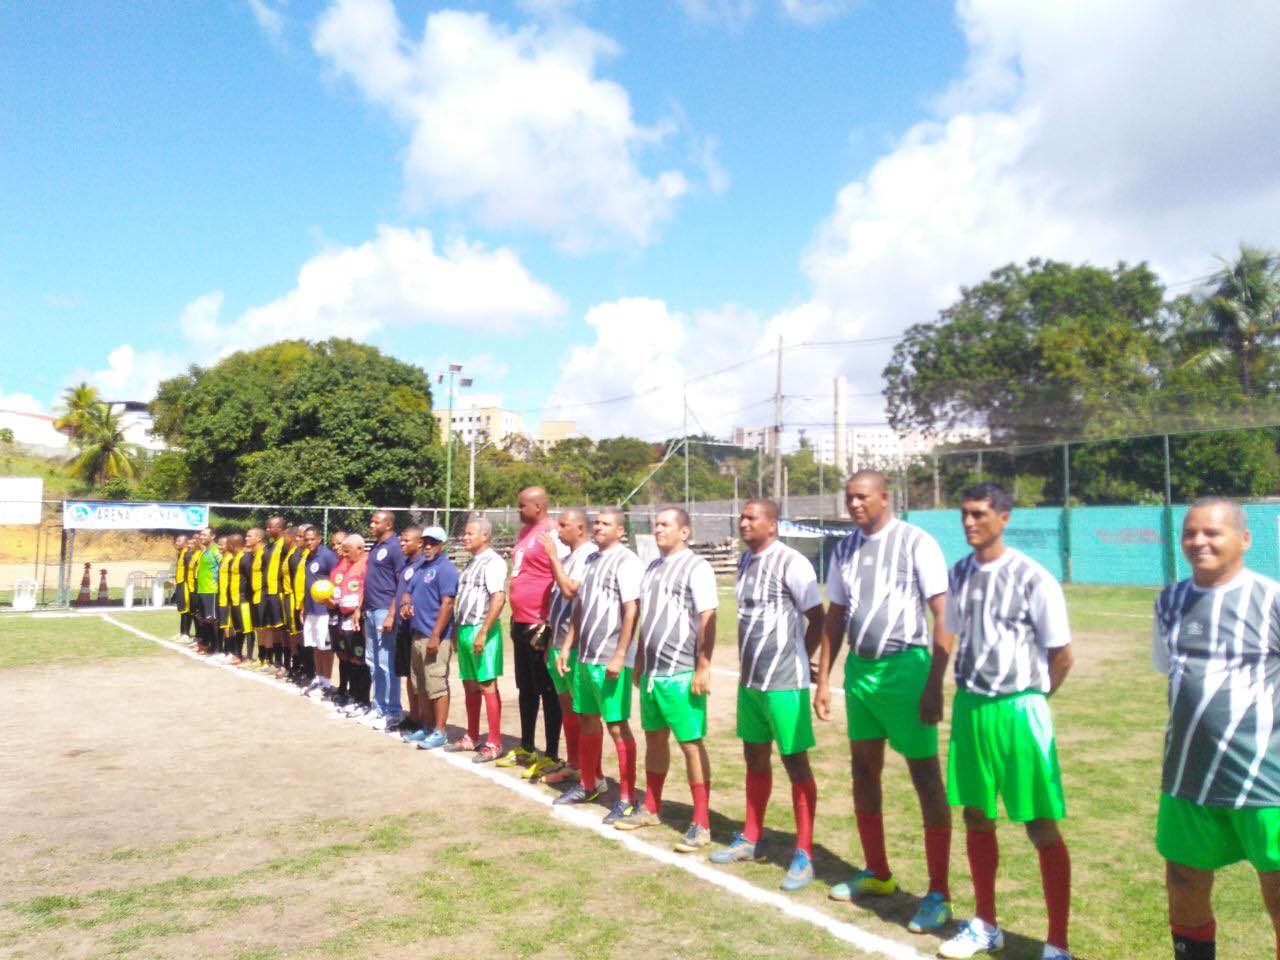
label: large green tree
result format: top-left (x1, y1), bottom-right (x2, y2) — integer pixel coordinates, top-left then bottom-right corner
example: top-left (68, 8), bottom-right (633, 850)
top-left (69, 404), bottom-right (141, 485)
top-left (884, 259), bottom-right (1166, 444)
top-left (150, 339), bottom-right (440, 505)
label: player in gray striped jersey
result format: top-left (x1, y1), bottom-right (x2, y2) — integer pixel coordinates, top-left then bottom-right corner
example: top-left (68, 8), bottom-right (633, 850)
top-left (553, 509), bottom-right (644, 824)
top-left (814, 470), bottom-right (954, 934)
top-left (539, 509), bottom-right (598, 785)
top-left (614, 507), bottom-right (718, 852)
top-left (938, 484), bottom-right (1074, 960)
top-left (709, 499), bottom-right (824, 893)
top-left (450, 518), bottom-right (508, 763)
top-left (1153, 498), bottom-right (1280, 960)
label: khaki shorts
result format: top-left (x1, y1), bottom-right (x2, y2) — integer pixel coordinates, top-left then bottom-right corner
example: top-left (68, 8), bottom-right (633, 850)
top-left (411, 633), bottom-right (453, 700)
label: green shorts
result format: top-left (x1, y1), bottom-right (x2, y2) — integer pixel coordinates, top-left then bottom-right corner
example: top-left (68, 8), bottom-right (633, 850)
top-left (639, 672), bottom-right (707, 742)
top-left (845, 646), bottom-right (937, 759)
top-left (572, 659), bottom-right (633, 723)
top-left (1157, 793), bottom-right (1280, 872)
top-left (736, 686), bottom-right (815, 756)
top-left (457, 623), bottom-right (503, 682)
top-left (947, 689), bottom-right (1065, 822)
top-left (549, 644), bottom-right (576, 696)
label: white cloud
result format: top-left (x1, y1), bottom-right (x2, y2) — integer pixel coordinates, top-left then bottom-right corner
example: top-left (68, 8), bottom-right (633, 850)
top-left (542, 297), bottom-right (849, 440)
top-left (674, 0), bottom-right (856, 27)
top-left (312, 0), bottom-right (691, 252)
top-left (83, 226), bottom-right (565, 401)
top-left (246, 0), bottom-right (287, 41)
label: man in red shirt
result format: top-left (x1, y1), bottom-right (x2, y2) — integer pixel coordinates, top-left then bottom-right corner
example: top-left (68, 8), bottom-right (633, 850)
top-left (500, 486), bottom-right (569, 779)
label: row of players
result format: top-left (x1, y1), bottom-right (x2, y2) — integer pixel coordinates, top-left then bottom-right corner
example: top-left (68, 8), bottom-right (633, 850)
top-left (172, 476), bottom-right (1275, 960)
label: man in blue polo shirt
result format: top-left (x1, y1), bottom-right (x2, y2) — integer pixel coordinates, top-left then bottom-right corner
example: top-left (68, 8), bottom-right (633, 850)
top-left (301, 525), bottom-right (339, 698)
top-left (393, 525), bottom-right (430, 740)
top-left (407, 526), bottom-right (459, 751)
top-left (364, 509), bottom-right (406, 732)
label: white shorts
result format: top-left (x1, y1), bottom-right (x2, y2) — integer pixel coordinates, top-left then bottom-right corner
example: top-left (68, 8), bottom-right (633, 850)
top-left (303, 613), bottom-right (331, 650)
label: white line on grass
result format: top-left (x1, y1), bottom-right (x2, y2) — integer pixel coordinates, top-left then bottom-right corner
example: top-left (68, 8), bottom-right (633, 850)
top-left (97, 613), bottom-right (926, 960)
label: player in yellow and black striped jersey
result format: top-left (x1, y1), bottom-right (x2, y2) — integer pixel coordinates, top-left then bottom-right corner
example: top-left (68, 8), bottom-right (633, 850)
top-left (256, 515), bottom-right (290, 676)
top-left (216, 535), bottom-right (236, 659)
top-left (288, 528), bottom-right (314, 685)
top-left (282, 527), bottom-right (308, 683)
top-left (173, 535), bottom-right (193, 641)
top-left (243, 528), bottom-right (265, 668)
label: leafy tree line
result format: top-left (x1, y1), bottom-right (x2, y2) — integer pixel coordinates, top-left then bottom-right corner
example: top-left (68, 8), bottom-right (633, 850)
top-left (885, 244), bottom-right (1280, 505)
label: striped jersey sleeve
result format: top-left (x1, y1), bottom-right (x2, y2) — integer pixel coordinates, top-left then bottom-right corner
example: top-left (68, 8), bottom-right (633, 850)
top-left (575, 544), bottom-right (644, 666)
top-left (735, 541), bottom-right (821, 691)
top-left (826, 519), bottom-right (947, 659)
top-left (1155, 569), bottom-right (1280, 808)
top-left (549, 542), bottom-right (598, 646)
top-left (637, 549), bottom-right (718, 677)
top-left (454, 549), bottom-right (508, 626)
top-left (945, 547), bottom-right (1070, 697)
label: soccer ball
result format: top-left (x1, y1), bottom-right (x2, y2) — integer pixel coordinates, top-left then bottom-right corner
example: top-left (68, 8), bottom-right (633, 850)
top-left (310, 578), bottom-right (334, 603)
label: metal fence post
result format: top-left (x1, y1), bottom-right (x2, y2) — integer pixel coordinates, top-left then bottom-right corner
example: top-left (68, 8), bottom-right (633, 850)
top-left (1162, 434), bottom-right (1176, 585)
top-left (322, 506), bottom-right (329, 541)
top-left (1061, 444), bottom-right (1072, 584)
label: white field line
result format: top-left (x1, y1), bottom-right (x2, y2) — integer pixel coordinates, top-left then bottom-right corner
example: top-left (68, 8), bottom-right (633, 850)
top-left (97, 614), bottom-right (926, 960)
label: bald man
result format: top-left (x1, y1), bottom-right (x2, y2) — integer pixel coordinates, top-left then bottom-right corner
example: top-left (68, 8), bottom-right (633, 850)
top-left (501, 486), bottom-right (570, 776)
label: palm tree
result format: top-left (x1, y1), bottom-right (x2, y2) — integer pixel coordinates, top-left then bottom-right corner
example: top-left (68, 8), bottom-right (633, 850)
top-left (70, 404), bottom-right (141, 486)
top-left (53, 382), bottom-right (103, 438)
top-left (1182, 244), bottom-right (1280, 395)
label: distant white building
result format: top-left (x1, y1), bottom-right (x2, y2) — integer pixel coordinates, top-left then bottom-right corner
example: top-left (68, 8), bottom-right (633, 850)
top-left (731, 425), bottom-right (776, 455)
top-left (434, 394), bottom-right (525, 446)
top-left (816, 426), bottom-right (991, 473)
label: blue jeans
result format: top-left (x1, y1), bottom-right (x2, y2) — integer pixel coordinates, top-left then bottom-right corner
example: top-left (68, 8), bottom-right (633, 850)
top-left (364, 608), bottom-right (400, 720)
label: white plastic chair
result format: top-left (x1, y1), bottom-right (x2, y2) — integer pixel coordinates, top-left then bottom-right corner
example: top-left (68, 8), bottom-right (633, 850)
top-left (123, 571), bottom-right (150, 609)
top-left (12, 577), bottom-right (37, 611)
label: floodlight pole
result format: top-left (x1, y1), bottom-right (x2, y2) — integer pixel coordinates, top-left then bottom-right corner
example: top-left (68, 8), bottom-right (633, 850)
top-left (442, 363), bottom-right (468, 531)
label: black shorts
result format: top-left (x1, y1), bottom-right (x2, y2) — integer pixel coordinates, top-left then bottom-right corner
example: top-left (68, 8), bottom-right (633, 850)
top-left (512, 621), bottom-right (555, 695)
top-left (256, 594), bottom-right (285, 629)
top-left (394, 619), bottom-right (412, 677)
top-left (339, 629), bottom-right (364, 660)
top-left (216, 602), bottom-right (231, 628)
top-left (172, 583), bottom-right (187, 609)
top-left (231, 603), bottom-right (253, 633)
top-left (283, 600), bottom-right (300, 634)
top-left (193, 593), bottom-right (218, 624)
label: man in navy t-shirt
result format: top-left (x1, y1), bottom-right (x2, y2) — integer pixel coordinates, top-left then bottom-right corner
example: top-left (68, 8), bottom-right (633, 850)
top-left (363, 509), bottom-right (406, 730)
top-left (301, 526), bottom-right (339, 696)
top-left (407, 526), bottom-right (459, 751)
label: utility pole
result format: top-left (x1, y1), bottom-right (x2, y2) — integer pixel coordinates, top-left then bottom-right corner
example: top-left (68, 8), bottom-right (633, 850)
top-left (756, 445), bottom-right (763, 497)
top-left (772, 336), bottom-right (783, 499)
top-left (683, 387), bottom-right (690, 519)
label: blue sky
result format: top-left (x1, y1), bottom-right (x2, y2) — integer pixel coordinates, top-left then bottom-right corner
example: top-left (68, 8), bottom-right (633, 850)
top-left (3, 1), bottom-right (1279, 444)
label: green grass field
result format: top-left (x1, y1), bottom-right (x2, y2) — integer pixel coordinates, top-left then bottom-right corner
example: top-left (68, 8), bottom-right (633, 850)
top-left (0, 588), bottom-right (1274, 959)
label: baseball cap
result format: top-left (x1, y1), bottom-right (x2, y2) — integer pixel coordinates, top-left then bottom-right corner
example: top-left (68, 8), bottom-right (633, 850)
top-left (422, 525), bottom-right (448, 543)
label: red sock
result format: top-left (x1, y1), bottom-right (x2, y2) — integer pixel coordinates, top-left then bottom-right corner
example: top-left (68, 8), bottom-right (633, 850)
top-left (562, 709), bottom-right (580, 768)
top-left (465, 689), bottom-right (481, 741)
top-left (645, 770), bottom-right (666, 815)
top-left (791, 777), bottom-right (817, 856)
top-left (743, 770), bottom-right (772, 843)
top-left (616, 736), bottom-right (637, 804)
top-left (1038, 839), bottom-right (1071, 950)
top-left (483, 689), bottom-right (501, 747)
top-left (856, 812), bottom-right (891, 880)
top-left (690, 781), bottom-right (710, 829)
top-left (1170, 921), bottom-right (1215, 941)
top-left (579, 731), bottom-right (603, 790)
top-left (967, 830), bottom-right (999, 927)
top-left (924, 825), bottom-right (952, 899)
